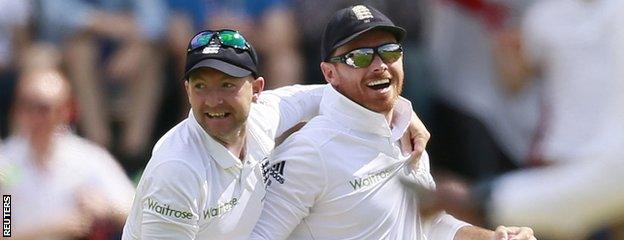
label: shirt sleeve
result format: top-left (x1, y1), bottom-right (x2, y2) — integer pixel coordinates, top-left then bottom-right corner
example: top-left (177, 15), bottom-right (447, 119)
top-left (407, 151), bottom-right (470, 240)
top-left (424, 212), bottom-right (471, 240)
top-left (139, 161), bottom-right (204, 240)
top-left (406, 151), bottom-right (437, 191)
top-left (250, 134), bottom-right (326, 240)
top-left (251, 84), bottom-right (325, 139)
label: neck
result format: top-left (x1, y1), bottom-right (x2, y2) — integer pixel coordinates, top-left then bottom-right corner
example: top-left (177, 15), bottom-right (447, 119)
top-left (225, 136), bottom-right (247, 160)
top-left (28, 134), bottom-right (53, 171)
top-left (213, 126), bottom-right (248, 160)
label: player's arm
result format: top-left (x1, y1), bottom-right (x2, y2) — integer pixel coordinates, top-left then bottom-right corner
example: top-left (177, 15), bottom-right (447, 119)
top-left (403, 155), bottom-right (536, 240)
top-left (252, 84), bottom-right (325, 138)
top-left (138, 161), bottom-right (203, 240)
top-left (250, 135), bottom-right (325, 240)
top-left (407, 153), bottom-right (471, 240)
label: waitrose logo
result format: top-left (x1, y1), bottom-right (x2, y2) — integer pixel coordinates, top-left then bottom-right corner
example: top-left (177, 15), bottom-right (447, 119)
top-left (145, 197), bottom-right (239, 221)
top-left (349, 168), bottom-right (393, 190)
top-left (203, 198), bottom-right (238, 220)
top-left (146, 198), bottom-right (193, 220)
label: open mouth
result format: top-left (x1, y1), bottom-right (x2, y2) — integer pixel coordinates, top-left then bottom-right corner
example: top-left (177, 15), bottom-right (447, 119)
top-left (366, 79), bottom-right (391, 90)
top-left (205, 112), bottom-right (231, 119)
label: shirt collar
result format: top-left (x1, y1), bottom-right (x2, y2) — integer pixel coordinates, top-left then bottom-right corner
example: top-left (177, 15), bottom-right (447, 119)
top-left (319, 85), bottom-right (412, 141)
top-left (187, 110), bottom-right (242, 170)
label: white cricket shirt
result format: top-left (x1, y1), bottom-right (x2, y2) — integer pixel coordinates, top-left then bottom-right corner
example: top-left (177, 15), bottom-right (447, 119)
top-left (250, 85), bottom-right (468, 240)
top-left (122, 85), bottom-right (323, 240)
top-left (0, 131), bottom-right (135, 240)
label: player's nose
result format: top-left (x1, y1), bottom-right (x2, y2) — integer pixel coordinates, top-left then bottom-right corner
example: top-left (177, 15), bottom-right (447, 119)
top-left (204, 91), bottom-right (224, 107)
top-left (370, 55), bottom-right (388, 74)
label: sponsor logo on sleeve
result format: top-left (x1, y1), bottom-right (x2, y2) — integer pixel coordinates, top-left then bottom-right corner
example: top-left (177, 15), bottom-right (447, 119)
top-left (145, 198), bottom-right (193, 220)
top-left (268, 161), bottom-right (286, 186)
top-left (202, 198), bottom-right (238, 220)
top-left (261, 158), bottom-right (286, 187)
top-left (145, 197), bottom-right (241, 221)
top-left (261, 157), bottom-right (270, 186)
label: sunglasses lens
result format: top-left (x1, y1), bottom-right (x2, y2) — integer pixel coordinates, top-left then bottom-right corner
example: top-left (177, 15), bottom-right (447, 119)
top-left (347, 49), bottom-right (374, 68)
top-left (378, 44), bottom-right (402, 64)
top-left (189, 31), bottom-right (215, 51)
top-left (219, 30), bottom-right (248, 49)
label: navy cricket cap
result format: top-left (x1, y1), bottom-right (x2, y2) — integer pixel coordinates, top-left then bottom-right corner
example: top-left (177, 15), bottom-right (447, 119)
top-left (184, 30), bottom-right (259, 79)
top-left (320, 5), bottom-right (406, 61)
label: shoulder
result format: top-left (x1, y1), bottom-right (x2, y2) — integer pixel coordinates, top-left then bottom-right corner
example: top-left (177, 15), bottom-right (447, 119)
top-left (60, 133), bottom-right (117, 161)
top-left (0, 137), bottom-right (27, 166)
top-left (149, 121), bottom-right (209, 166)
top-left (145, 160), bottom-right (199, 180)
top-left (248, 99), bottom-right (281, 139)
top-left (152, 120), bottom-right (194, 154)
top-left (273, 119), bottom-right (339, 156)
top-left (268, 121), bottom-right (338, 175)
top-left (52, 133), bottom-right (129, 178)
top-left (298, 116), bottom-right (345, 145)
top-left (140, 159), bottom-right (205, 195)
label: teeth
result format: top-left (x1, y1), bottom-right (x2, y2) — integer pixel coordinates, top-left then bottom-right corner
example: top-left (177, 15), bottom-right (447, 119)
top-left (367, 79), bottom-right (390, 87)
top-left (207, 112), bottom-right (226, 118)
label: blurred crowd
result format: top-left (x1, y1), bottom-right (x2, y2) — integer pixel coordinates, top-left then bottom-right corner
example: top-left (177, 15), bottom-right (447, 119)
top-left (0, 0), bottom-right (623, 239)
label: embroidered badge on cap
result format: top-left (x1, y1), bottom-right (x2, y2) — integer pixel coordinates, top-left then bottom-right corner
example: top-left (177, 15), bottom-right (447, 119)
top-left (352, 5), bottom-right (374, 22)
top-left (202, 44), bottom-right (220, 54)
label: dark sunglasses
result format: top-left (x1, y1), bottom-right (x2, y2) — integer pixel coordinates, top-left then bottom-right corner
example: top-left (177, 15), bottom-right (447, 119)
top-left (326, 43), bottom-right (403, 68)
top-left (187, 29), bottom-right (250, 53)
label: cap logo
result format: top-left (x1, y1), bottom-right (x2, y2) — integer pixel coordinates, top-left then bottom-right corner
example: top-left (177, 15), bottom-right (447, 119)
top-left (352, 5), bottom-right (373, 22)
top-left (202, 44), bottom-right (220, 54)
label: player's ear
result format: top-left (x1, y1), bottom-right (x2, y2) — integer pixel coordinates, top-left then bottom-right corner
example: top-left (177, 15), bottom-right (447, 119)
top-left (320, 62), bottom-right (337, 85)
top-left (251, 76), bottom-right (265, 102)
top-left (184, 80), bottom-right (191, 94)
top-left (183, 80), bottom-right (192, 103)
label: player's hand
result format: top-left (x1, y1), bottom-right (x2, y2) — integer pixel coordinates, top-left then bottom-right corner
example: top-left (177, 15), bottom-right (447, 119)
top-left (401, 111), bottom-right (430, 169)
top-left (493, 226), bottom-right (536, 240)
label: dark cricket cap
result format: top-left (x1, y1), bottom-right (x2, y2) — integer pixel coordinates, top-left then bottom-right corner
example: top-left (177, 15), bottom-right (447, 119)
top-left (184, 30), bottom-right (259, 79)
top-left (320, 5), bottom-right (406, 61)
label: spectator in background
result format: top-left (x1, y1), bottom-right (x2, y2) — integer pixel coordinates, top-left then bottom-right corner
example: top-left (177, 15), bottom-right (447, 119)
top-left (424, 0), bottom-right (539, 183)
top-left (0, 49), bottom-right (135, 239)
top-left (203, 0), bottom-right (303, 89)
top-left (483, 0), bottom-right (624, 238)
top-left (0, 0), bottom-right (32, 139)
top-left (422, 0), bottom-right (624, 239)
top-left (165, 0), bottom-right (303, 90)
top-left (35, 0), bottom-right (168, 173)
